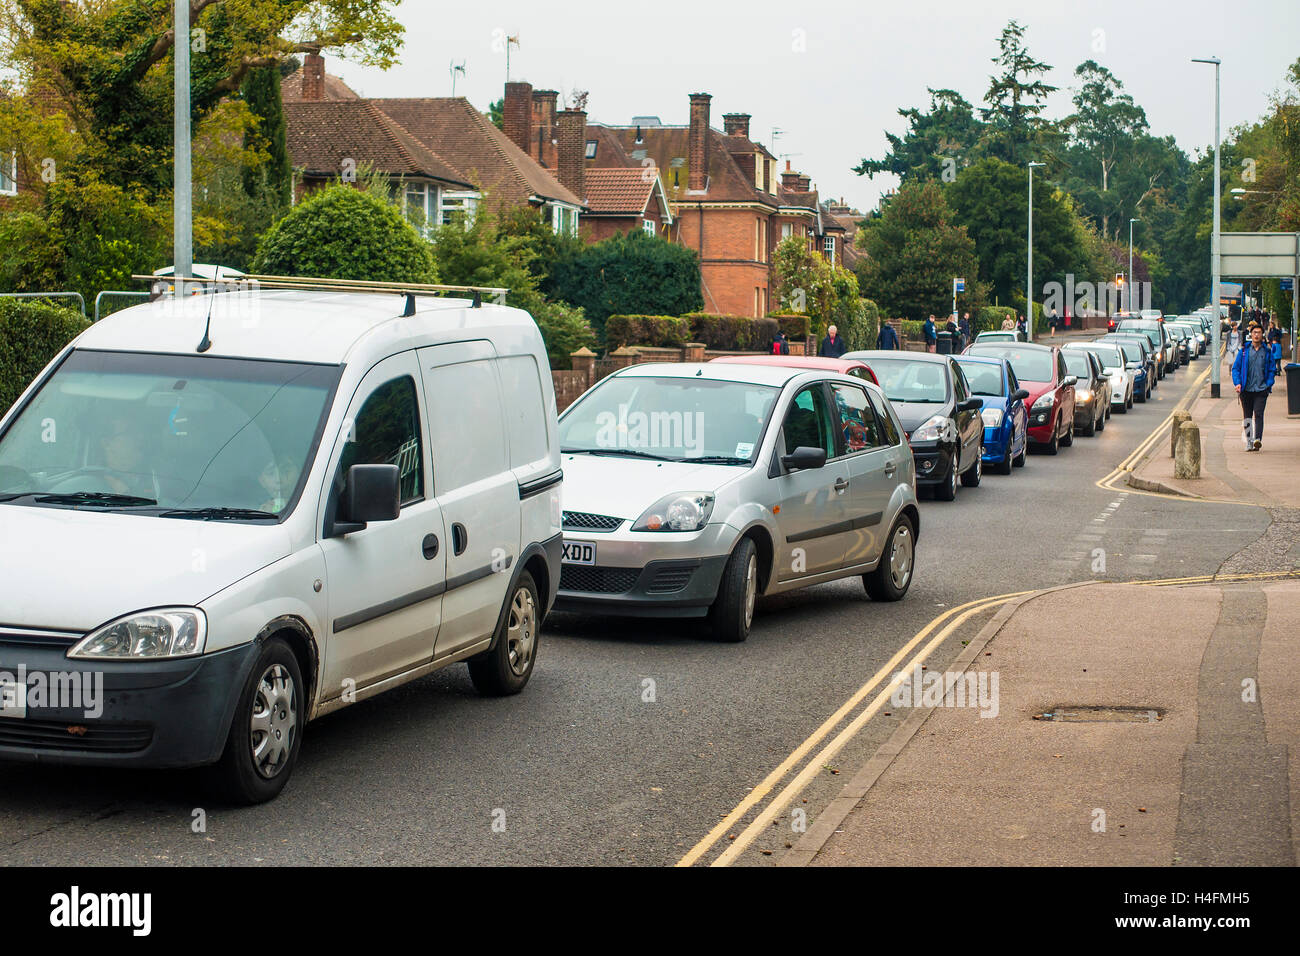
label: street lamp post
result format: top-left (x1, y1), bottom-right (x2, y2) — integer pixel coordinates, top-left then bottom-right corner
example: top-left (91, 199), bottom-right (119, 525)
top-left (174, 0), bottom-right (192, 286)
top-left (1193, 56), bottom-right (1222, 397)
top-left (1128, 218), bottom-right (1139, 312)
top-left (1027, 161), bottom-right (1045, 342)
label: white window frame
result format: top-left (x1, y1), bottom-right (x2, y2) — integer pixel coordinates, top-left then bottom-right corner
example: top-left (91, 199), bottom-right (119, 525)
top-left (440, 190), bottom-right (480, 229)
top-left (0, 151), bottom-right (17, 196)
top-left (781, 222), bottom-right (792, 240)
top-left (550, 202), bottom-right (579, 236)
top-left (642, 218), bottom-right (656, 236)
top-left (823, 235), bottom-right (836, 263)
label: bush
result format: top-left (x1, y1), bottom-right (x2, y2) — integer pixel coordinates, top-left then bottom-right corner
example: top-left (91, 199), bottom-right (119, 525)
top-left (768, 313), bottom-right (811, 340)
top-left (900, 319), bottom-right (925, 340)
top-left (251, 184), bottom-right (436, 282)
top-left (0, 300), bottom-right (90, 416)
top-left (604, 315), bottom-right (691, 350)
top-left (531, 299), bottom-right (595, 370)
top-left (975, 306), bottom-right (1016, 333)
top-left (684, 314), bottom-right (778, 351)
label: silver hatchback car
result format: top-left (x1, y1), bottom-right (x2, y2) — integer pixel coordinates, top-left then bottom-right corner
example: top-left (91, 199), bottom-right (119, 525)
top-left (553, 362), bottom-right (920, 641)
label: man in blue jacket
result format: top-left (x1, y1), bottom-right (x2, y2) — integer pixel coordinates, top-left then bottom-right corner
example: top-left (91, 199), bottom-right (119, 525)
top-left (876, 320), bottom-right (900, 350)
top-left (922, 315), bottom-right (937, 353)
top-left (1231, 323), bottom-right (1276, 451)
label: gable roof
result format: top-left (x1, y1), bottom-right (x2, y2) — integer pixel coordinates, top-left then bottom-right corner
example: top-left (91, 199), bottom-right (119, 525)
top-left (368, 97), bottom-right (583, 208)
top-left (583, 168), bottom-right (672, 221)
top-left (284, 100), bottom-right (474, 188)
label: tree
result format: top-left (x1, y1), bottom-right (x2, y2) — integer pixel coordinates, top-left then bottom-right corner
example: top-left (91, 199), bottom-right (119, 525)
top-left (487, 97), bottom-right (504, 130)
top-left (854, 88), bottom-right (985, 184)
top-left (981, 20), bottom-right (1059, 166)
top-left (251, 184), bottom-right (436, 282)
top-left (241, 64), bottom-right (292, 209)
top-left (1062, 60), bottom-right (1149, 239)
top-left (853, 179), bottom-right (981, 321)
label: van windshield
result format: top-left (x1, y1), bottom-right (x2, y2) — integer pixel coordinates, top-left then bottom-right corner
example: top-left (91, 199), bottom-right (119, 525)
top-left (0, 350), bottom-right (340, 517)
top-left (558, 375), bottom-right (778, 463)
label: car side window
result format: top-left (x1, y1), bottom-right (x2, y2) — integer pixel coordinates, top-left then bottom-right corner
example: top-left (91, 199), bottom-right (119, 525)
top-left (867, 388), bottom-right (903, 447)
top-left (1058, 353), bottom-right (1068, 380)
top-left (950, 363), bottom-right (969, 401)
top-left (782, 385), bottom-right (836, 457)
top-left (1006, 364), bottom-right (1020, 393)
top-left (337, 375), bottom-right (424, 506)
top-left (830, 383), bottom-right (883, 454)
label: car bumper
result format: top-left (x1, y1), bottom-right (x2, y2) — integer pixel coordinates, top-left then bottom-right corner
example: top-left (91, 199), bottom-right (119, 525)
top-left (1027, 407), bottom-right (1055, 442)
top-left (0, 642), bottom-right (257, 769)
top-left (980, 425), bottom-right (1011, 462)
top-left (909, 440), bottom-right (956, 486)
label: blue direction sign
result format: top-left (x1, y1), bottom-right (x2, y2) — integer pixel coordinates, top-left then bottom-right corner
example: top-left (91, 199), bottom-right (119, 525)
top-left (1282, 278), bottom-right (1294, 291)
top-left (955, 278), bottom-right (966, 292)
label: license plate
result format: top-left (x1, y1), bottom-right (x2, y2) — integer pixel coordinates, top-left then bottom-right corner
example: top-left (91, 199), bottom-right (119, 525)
top-left (0, 679), bottom-right (26, 719)
top-left (562, 540), bottom-right (596, 565)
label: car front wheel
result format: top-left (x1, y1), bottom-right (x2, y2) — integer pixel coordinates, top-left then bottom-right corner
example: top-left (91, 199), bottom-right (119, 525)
top-left (934, 457), bottom-right (959, 500)
top-left (864, 514), bottom-right (915, 601)
top-left (709, 537), bottom-right (758, 642)
top-left (960, 451), bottom-right (982, 487)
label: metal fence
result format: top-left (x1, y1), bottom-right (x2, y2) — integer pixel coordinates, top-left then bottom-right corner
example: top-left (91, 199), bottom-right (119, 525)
top-left (94, 290), bottom-right (150, 322)
top-left (0, 291), bottom-right (86, 317)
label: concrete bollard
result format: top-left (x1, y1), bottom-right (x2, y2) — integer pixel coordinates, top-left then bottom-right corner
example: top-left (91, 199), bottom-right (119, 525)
top-left (1170, 410), bottom-right (1192, 457)
top-left (1174, 421), bottom-right (1201, 479)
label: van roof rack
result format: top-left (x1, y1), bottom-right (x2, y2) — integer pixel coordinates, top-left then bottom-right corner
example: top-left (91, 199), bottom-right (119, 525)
top-left (132, 273), bottom-right (509, 310)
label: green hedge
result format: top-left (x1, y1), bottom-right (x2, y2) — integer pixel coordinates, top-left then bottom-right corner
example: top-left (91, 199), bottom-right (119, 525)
top-left (604, 314), bottom-right (691, 350)
top-left (684, 313), bottom-right (779, 351)
top-left (975, 306), bottom-right (1016, 333)
top-left (0, 300), bottom-right (90, 416)
top-left (767, 313), bottom-right (811, 340)
top-left (900, 319), bottom-right (925, 340)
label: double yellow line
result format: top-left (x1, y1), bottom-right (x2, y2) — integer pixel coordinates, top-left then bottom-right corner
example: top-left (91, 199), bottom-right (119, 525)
top-left (676, 590), bottom-right (1026, 867)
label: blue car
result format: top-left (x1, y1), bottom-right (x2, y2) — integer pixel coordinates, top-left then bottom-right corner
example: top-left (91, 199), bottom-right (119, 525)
top-left (953, 355), bottom-right (1029, 474)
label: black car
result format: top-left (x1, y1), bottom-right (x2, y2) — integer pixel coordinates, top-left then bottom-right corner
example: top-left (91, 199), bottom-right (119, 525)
top-left (1116, 319), bottom-right (1175, 375)
top-left (1061, 348), bottom-right (1107, 436)
top-left (844, 351), bottom-right (983, 501)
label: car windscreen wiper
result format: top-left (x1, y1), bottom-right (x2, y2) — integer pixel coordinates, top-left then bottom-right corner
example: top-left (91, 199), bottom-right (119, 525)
top-left (157, 507), bottom-right (278, 520)
top-left (32, 492), bottom-right (158, 507)
top-left (677, 455), bottom-right (751, 465)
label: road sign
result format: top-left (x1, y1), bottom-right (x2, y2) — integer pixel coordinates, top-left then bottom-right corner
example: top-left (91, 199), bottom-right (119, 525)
top-left (1219, 232), bottom-right (1299, 278)
top-left (954, 278), bottom-right (965, 292)
top-left (1282, 278), bottom-right (1294, 291)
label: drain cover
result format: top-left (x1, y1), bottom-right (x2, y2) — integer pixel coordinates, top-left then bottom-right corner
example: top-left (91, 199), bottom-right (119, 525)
top-left (1034, 706), bottom-right (1163, 723)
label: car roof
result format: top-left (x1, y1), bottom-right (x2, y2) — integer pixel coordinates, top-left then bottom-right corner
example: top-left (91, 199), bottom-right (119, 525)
top-left (709, 354), bottom-right (879, 383)
top-left (967, 340), bottom-right (1055, 353)
top-left (844, 349), bottom-right (951, 364)
top-left (71, 290), bottom-right (540, 365)
top-left (613, 361), bottom-right (804, 387)
top-left (953, 353), bottom-right (1007, 369)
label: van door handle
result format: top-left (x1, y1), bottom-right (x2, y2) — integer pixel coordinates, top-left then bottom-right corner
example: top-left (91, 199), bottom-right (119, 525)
top-left (422, 534), bottom-right (439, 560)
top-left (451, 523), bottom-right (468, 556)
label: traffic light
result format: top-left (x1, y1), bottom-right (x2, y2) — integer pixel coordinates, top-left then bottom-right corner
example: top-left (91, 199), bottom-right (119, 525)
top-left (1115, 273), bottom-right (1125, 288)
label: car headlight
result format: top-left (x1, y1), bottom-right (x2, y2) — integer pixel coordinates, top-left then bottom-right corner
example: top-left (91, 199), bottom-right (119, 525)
top-left (632, 492), bottom-right (715, 532)
top-left (910, 414), bottom-right (951, 443)
top-left (1075, 388), bottom-right (1092, 402)
top-left (68, 608), bottom-right (207, 660)
top-left (1032, 392), bottom-right (1055, 410)
top-left (980, 407), bottom-right (1003, 428)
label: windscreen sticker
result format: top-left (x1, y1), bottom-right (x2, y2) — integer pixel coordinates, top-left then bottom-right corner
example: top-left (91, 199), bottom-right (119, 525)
top-left (735, 442), bottom-right (754, 458)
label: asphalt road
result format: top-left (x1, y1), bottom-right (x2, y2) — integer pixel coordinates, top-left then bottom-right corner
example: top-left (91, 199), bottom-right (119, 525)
top-left (0, 353), bottom-right (1272, 865)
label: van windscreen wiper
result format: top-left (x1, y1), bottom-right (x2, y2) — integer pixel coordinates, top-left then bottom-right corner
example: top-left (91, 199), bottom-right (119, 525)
top-left (32, 492), bottom-right (158, 507)
top-left (157, 507), bottom-right (277, 520)
top-left (563, 447), bottom-right (677, 461)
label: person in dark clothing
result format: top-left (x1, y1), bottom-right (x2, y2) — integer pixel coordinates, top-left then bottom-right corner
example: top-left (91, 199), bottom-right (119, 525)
top-left (1015, 314), bottom-right (1027, 337)
top-left (1231, 324), bottom-right (1276, 451)
top-left (1266, 319), bottom-right (1283, 373)
top-left (922, 315), bottom-right (938, 353)
top-left (1048, 307), bottom-right (1059, 337)
top-left (959, 313), bottom-right (972, 351)
top-left (819, 325), bottom-right (847, 358)
top-left (876, 321), bottom-right (900, 350)
top-left (771, 330), bottom-right (790, 355)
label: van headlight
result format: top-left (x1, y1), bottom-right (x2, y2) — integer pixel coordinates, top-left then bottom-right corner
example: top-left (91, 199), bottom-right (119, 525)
top-left (633, 493), bottom-right (715, 532)
top-left (68, 608), bottom-right (207, 660)
top-left (980, 407), bottom-right (1003, 427)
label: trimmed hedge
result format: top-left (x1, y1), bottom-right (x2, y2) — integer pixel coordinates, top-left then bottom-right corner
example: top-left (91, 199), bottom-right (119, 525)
top-left (767, 313), bottom-right (811, 340)
top-left (975, 306), bottom-right (1016, 333)
top-left (683, 314), bottom-right (778, 351)
top-left (604, 313), bottom-right (789, 352)
top-left (604, 314), bottom-right (691, 350)
top-left (0, 300), bottom-right (90, 416)
top-left (900, 319), bottom-right (925, 340)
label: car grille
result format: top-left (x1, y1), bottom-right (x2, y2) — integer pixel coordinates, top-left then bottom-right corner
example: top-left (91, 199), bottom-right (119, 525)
top-left (560, 566), bottom-right (640, 593)
top-left (562, 511), bottom-right (624, 532)
top-left (0, 718), bottom-right (153, 754)
top-left (647, 566), bottom-right (696, 594)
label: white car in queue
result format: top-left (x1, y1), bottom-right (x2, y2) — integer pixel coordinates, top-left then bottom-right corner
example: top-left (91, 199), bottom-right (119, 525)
top-left (553, 362), bottom-right (920, 642)
top-left (0, 281), bottom-right (563, 803)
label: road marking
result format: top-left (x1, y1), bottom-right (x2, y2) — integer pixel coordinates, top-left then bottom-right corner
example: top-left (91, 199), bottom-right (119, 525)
top-left (674, 591), bottom-right (1026, 867)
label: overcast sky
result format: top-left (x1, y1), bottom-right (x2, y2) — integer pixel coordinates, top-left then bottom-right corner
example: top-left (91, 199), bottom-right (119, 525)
top-left (329, 0), bottom-right (1299, 213)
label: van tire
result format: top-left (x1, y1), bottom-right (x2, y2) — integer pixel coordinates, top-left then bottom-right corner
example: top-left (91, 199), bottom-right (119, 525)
top-left (203, 637), bottom-right (303, 805)
top-left (468, 572), bottom-right (540, 696)
top-left (709, 537), bottom-right (758, 643)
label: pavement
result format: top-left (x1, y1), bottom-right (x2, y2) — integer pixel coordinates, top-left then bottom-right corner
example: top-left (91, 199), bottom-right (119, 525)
top-left (790, 578), bottom-right (1299, 866)
top-left (1129, 349), bottom-right (1300, 508)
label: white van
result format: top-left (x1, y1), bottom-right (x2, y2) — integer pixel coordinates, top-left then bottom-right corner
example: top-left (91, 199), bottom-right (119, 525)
top-left (0, 283), bottom-right (563, 803)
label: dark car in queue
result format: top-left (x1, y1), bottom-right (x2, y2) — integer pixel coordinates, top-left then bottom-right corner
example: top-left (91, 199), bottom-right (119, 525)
top-left (1116, 318), bottom-right (1175, 376)
top-left (843, 351), bottom-right (983, 501)
top-left (953, 355), bottom-right (1030, 474)
top-left (965, 342), bottom-right (1076, 455)
top-left (1060, 347), bottom-right (1107, 437)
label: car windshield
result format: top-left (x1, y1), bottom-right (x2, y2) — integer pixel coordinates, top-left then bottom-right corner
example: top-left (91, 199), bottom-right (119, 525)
top-left (0, 350), bottom-right (339, 516)
top-left (1109, 339), bottom-right (1146, 362)
top-left (969, 346), bottom-right (1052, 383)
top-left (1062, 351), bottom-right (1093, 378)
top-left (558, 374), bottom-right (779, 462)
top-left (953, 360), bottom-right (1004, 397)
top-left (863, 358), bottom-right (949, 403)
top-left (1081, 345), bottom-right (1123, 368)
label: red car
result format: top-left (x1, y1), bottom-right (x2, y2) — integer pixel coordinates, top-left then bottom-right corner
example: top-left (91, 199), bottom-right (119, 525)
top-left (708, 354), bottom-right (879, 385)
top-left (964, 342), bottom-right (1076, 454)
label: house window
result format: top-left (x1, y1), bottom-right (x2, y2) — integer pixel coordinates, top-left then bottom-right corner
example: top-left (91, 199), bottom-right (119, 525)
top-left (642, 219), bottom-right (656, 236)
top-left (550, 203), bottom-right (579, 236)
top-left (440, 190), bottom-right (479, 228)
top-left (0, 152), bottom-right (16, 196)
top-left (781, 222), bottom-right (792, 240)
top-left (402, 182), bottom-right (440, 234)
top-left (585, 140), bottom-right (598, 160)
top-left (823, 235), bottom-right (836, 263)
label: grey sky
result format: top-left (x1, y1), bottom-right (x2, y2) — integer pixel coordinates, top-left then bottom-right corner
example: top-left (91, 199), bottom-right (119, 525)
top-left (330, 0), bottom-right (1299, 214)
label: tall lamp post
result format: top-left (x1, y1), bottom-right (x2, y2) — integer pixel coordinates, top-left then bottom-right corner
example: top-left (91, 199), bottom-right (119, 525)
top-left (1128, 218), bottom-right (1140, 312)
top-left (173, 0), bottom-right (192, 286)
top-left (1193, 56), bottom-right (1222, 397)
top-left (1027, 161), bottom-right (1045, 342)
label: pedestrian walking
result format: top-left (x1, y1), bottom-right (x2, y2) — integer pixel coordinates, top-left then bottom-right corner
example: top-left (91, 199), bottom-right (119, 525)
top-left (1231, 323), bottom-right (1276, 451)
top-left (1015, 314), bottom-right (1027, 339)
top-left (1225, 319), bottom-right (1240, 362)
top-left (819, 324), bottom-right (847, 358)
top-left (959, 313), bottom-right (972, 351)
top-left (1048, 306), bottom-right (1059, 337)
top-left (876, 320), bottom-right (900, 350)
top-left (923, 315), bottom-right (938, 353)
top-left (1266, 317), bottom-right (1283, 373)
top-left (1000, 314), bottom-right (1015, 331)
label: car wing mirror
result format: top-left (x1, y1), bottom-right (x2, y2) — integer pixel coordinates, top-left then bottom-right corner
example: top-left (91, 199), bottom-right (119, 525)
top-left (330, 463), bottom-right (401, 536)
top-left (957, 397), bottom-right (982, 412)
top-left (1063, 375), bottom-right (1078, 387)
top-left (1012, 388), bottom-right (1030, 401)
top-left (781, 446), bottom-right (827, 471)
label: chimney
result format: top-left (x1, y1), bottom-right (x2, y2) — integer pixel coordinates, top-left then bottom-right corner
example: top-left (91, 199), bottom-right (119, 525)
top-left (797, 174), bottom-right (811, 191)
top-left (302, 52), bottom-right (325, 102)
top-left (723, 113), bottom-right (751, 138)
top-left (504, 81), bottom-right (533, 154)
top-left (781, 160), bottom-right (802, 191)
top-left (531, 90), bottom-right (559, 169)
top-left (556, 108), bottom-right (587, 200)
top-left (688, 93), bottom-right (711, 192)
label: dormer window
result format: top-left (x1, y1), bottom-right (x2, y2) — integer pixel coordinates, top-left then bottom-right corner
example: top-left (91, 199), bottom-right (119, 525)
top-left (585, 140), bottom-right (597, 160)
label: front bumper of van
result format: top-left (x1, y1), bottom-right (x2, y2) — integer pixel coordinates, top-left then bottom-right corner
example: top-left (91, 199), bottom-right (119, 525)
top-left (0, 642), bottom-right (257, 769)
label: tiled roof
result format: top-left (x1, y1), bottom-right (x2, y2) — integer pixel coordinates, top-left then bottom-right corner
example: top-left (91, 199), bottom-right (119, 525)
top-left (280, 67), bottom-right (360, 103)
top-left (369, 97), bottom-right (583, 208)
top-left (583, 168), bottom-right (656, 215)
top-left (284, 100), bottom-right (474, 188)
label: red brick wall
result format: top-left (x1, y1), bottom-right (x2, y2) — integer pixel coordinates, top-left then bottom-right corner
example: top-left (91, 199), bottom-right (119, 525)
top-left (675, 206), bottom-right (771, 316)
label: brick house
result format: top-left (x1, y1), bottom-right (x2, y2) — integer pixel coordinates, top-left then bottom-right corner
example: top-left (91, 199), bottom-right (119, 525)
top-left (580, 168), bottom-right (674, 241)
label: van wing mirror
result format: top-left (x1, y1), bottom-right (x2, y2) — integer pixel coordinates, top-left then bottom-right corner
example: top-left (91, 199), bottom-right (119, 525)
top-left (781, 446), bottom-right (827, 471)
top-left (331, 464), bottom-right (401, 535)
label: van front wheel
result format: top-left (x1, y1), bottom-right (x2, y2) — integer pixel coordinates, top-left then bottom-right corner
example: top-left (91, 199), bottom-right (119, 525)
top-left (203, 637), bottom-right (303, 805)
top-left (468, 572), bottom-right (539, 696)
